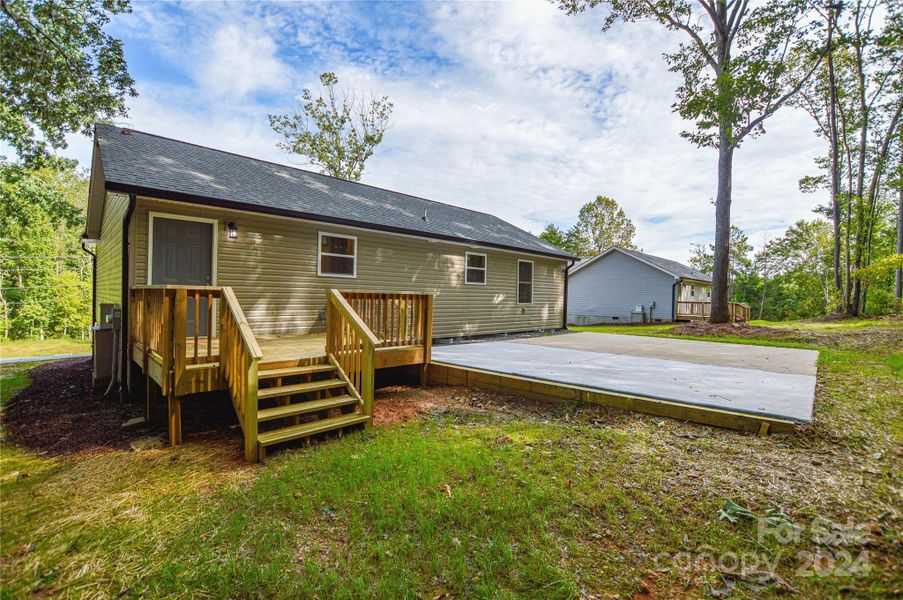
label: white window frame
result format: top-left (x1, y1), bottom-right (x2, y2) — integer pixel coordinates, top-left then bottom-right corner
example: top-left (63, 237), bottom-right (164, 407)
top-left (517, 259), bottom-right (534, 305)
top-left (317, 231), bottom-right (358, 278)
top-left (464, 251), bottom-right (487, 285)
top-left (147, 211), bottom-right (218, 285)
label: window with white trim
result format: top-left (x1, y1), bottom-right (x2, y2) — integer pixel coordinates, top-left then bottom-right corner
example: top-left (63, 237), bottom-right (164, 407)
top-left (318, 232), bottom-right (357, 277)
top-left (465, 252), bottom-right (486, 284)
top-left (517, 260), bottom-right (533, 304)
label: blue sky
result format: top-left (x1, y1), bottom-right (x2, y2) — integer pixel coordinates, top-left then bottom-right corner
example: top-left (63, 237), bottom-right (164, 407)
top-left (61, 0), bottom-right (824, 262)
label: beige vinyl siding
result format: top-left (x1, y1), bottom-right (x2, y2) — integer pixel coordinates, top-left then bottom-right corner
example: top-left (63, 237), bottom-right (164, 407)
top-left (132, 197), bottom-right (565, 338)
top-left (94, 192), bottom-right (130, 318)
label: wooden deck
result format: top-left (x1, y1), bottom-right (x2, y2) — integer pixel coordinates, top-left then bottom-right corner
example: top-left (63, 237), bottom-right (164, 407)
top-left (676, 301), bottom-right (750, 322)
top-left (129, 285), bottom-right (434, 462)
top-left (186, 333), bottom-right (328, 362)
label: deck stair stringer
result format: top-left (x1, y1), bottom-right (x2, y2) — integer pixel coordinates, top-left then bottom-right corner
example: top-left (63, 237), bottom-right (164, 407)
top-left (253, 355), bottom-right (366, 460)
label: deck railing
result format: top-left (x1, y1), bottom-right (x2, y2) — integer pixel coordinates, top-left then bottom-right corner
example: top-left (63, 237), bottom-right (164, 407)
top-left (129, 285), bottom-right (262, 456)
top-left (131, 285), bottom-right (433, 458)
top-left (676, 300), bottom-right (750, 322)
top-left (219, 287), bottom-right (263, 461)
top-left (342, 291), bottom-right (434, 348)
top-left (325, 290), bottom-right (379, 420)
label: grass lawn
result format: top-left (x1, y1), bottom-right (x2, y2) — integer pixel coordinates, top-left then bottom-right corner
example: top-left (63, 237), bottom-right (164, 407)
top-left (1, 321), bottom-right (901, 598)
top-left (1, 337), bottom-right (91, 359)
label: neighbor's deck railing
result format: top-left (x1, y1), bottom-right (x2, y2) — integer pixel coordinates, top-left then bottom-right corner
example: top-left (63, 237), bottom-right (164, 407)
top-left (676, 300), bottom-right (750, 322)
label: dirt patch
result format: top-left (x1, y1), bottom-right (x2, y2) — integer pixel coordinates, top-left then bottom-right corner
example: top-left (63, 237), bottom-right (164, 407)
top-left (373, 384), bottom-right (635, 428)
top-left (372, 385), bottom-right (462, 425)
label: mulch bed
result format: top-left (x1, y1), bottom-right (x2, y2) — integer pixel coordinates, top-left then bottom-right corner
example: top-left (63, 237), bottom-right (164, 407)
top-left (2, 359), bottom-right (144, 455)
top-left (671, 322), bottom-right (778, 338)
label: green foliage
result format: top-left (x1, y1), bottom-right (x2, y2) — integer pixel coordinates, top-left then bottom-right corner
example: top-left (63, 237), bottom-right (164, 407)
top-left (559, 1), bottom-right (823, 322)
top-left (4, 321), bottom-right (903, 597)
top-left (269, 72), bottom-right (393, 182)
top-left (543, 196), bottom-right (637, 258)
top-left (0, 0), bottom-right (136, 167)
top-left (539, 223), bottom-right (567, 250)
top-left (559, 0), bottom-right (820, 150)
top-left (573, 196), bottom-right (637, 255)
top-left (0, 162), bottom-right (90, 339)
top-left (688, 225), bottom-right (752, 279)
top-left (793, 1), bottom-right (903, 315)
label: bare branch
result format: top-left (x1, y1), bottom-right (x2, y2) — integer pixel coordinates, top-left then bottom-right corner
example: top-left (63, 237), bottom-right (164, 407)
top-left (643, 0), bottom-right (719, 71)
top-left (735, 53), bottom-right (825, 145)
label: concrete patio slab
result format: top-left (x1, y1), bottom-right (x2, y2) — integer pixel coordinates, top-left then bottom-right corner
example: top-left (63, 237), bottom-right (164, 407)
top-left (515, 332), bottom-right (817, 376)
top-left (432, 333), bottom-right (817, 423)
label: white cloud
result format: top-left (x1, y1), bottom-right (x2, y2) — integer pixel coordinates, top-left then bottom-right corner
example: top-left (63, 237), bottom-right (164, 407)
top-left (197, 24), bottom-right (290, 98)
top-left (63, 0), bottom-right (825, 265)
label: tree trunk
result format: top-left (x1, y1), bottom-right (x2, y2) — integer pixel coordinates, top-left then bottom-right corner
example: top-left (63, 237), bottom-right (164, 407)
top-left (849, 11), bottom-right (869, 316)
top-left (758, 267), bottom-right (768, 320)
top-left (826, 8), bottom-right (843, 304)
top-left (896, 160), bottom-right (902, 306)
top-left (710, 139), bottom-right (734, 324)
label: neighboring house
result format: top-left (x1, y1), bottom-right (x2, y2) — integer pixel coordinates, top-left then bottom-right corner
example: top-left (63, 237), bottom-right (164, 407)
top-left (567, 246), bottom-right (727, 324)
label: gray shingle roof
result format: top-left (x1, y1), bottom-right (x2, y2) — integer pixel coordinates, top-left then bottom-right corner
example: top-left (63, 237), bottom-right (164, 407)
top-left (571, 246), bottom-right (711, 282)
top-left (94, 124), bottom-right (572, 259)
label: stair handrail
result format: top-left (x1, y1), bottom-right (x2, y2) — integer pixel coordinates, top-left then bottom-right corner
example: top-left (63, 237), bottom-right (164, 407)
top-left (325, 289), bottom-right (378, 421)
top-left (219, 286), bottom-right (263, 461)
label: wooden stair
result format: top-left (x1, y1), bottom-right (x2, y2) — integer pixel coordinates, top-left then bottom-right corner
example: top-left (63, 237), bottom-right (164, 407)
top-left (253, 358), bottom-right (366, 459)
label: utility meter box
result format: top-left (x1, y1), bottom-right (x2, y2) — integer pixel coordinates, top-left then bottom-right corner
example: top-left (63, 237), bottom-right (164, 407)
top-left (93, 304), bottom-right (121, 385)
top-left (630, 305), bottom-right (647, 323)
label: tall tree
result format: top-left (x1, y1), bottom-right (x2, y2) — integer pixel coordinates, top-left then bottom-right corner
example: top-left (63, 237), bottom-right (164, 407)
top-left (559, 0), bottom-right (823, 322)
top-left (569, 195), bottom-right (637, 256)
top-left (896, 153), bottom-right (902, 307)
top-left (1, 0), bottom-right (136, 167)
top-left (797, 1), bottom-right (903, 315)
top-left (269, 72), bottom-right (393, 182)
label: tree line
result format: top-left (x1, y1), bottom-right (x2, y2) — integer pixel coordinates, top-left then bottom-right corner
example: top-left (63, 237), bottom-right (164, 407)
top-left (1, 164), bottom-right (92, 340)
top-left (1, 0), bottom-right (899, 340)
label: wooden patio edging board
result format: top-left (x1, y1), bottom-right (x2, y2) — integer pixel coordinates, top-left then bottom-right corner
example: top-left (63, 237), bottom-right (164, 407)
top-left (427, 361), bottom-right (796, 434)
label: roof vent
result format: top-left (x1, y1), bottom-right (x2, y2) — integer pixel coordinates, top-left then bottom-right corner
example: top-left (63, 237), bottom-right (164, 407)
top-left (422, 208), bottom-right (428, 222)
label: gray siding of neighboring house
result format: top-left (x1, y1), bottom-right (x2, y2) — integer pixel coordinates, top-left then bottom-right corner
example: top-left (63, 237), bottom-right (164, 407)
top-left (567, 251), bottom-right (677, 324)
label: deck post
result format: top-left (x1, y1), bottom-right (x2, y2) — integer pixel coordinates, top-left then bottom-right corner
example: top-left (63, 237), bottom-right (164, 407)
top-left (173, 289), bottom-right (187, 387)
top-left (167, 389), bottom-right (182, 446)
top-left (243, 354), bottom-right (259, 462)
top-left (160, 293), bottom-right (172, 393)
top-left (362, 342), bottom-right (375, 423)
top-left (420, 294), bottom-right (434, 386)
top-left (145, 375), bottom-right (163, 425)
